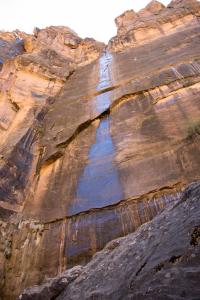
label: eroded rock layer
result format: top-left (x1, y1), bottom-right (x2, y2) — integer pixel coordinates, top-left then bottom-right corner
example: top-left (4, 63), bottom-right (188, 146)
top-left (0, 0), bottom-right (200, 299)
top-left (19, 181), bottom-right (200, 300)
top-left (19, 182), bottom-right (200, 300)
top-left (108, 0), bottom-right (200, 51)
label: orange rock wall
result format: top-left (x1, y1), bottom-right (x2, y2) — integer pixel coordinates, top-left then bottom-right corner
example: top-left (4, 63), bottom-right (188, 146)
top-left (0, 1), bottom-right (200, 299)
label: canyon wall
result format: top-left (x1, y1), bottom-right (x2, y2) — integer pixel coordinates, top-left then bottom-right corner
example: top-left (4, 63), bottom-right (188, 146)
top-left (20, 181), bottom-right (200, 300)
top-left (0, 0), bottom-right (200, 299)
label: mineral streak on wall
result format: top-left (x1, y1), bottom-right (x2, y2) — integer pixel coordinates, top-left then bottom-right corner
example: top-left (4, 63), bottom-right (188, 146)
top-left (0, 1), bottom-right (200, 299)
top-left (69, 50), bottom-right (123, 215)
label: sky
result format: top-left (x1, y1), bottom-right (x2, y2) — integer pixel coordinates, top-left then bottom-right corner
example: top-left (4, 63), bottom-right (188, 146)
top-left (0, 0), bottom-right (171, 42)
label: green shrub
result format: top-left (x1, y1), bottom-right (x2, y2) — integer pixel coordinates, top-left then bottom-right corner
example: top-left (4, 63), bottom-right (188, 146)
top-left (37, 124), bottom-right (45, 136)
top-left (186, 120), bottom-right (200, 139)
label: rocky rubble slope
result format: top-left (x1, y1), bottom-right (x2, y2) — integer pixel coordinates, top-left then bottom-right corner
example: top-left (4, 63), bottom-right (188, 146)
top-left (0, 0), bottom-right (200, 299)
top-left (19, 181), bottom-right (200, 300)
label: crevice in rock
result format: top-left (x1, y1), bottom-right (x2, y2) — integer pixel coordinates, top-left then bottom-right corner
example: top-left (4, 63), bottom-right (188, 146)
top-left (190, 226), bottom-right (200, 246)
top-left (40, 67), bottom-right (200, 168)
top-left (39, 148), bottom-right (63, 170)
top-left (129, 255), bottom-right (151, 290)
top-left (135, 261), bottom-right (147, 277)
top-left (10, 100), bottom-right (20, 112)
top-left (110, 74), bottom-right (200, 113)
top-left (41, 110), bottom-right (111, 168)
top-left (169, 255), bottom-right (182, 264)
top-left (154, 254), bottom-right (183, 273)
top-left (7, 91), bottom-right (20, 112)
top-left (40, 181), bottom-right (184, 225)
top-left (94, 84), bottom-right (120, 96)
top-left (154, 262), bottom-right (164, 272)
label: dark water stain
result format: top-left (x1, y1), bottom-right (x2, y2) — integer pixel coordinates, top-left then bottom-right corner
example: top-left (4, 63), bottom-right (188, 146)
top-left (8, 38), bottom-right (24, 58)
top-left (68, 50), bottom-right (123, 215)
top-left (0, 128), bottom-right (35, 204)
top-left (0, 58), bottom-right (3, 71)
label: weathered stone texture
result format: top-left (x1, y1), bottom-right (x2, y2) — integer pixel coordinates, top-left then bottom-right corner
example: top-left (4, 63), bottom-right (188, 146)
top-left (0, 0), bottom-right (200, 299)
top-left (19, 181), bottom-right (200, 300)
top-left (109, 0), bottom-right (200, 51)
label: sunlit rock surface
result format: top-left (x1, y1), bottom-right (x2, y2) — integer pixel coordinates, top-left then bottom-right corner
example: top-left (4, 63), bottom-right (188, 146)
top-left (24, 26), bottom-right (104, 66)
top-left (0, 0), bottom-right (200, 299)
top-left (108, 0), bottom-right (200, 51)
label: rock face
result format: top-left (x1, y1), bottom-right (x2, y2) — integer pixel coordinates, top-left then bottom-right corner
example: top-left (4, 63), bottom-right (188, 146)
top-left (19, 181), bottom-right (200, 300)
top-left (24, 26), bottom-right (103, 66)
top-left (0, 25), bottom-right (104, 299)
top-left (0, 0), bottom-right (200, 299)
top-left (0, 31), bottom-right (25, 70)
top-left (109, 0), bottom-right (200, 51)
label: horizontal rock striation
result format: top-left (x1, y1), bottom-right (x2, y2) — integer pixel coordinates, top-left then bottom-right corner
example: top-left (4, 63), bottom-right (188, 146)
top-left (0, 0), bottom-right (200, 299)
top-left (19, 181), bottom-right (200, 300)
top-left (0, 25), bottom-right (104, 215)
top-left (0, 26), bottom-right (104, 299)
top-left (108, 0), bottom-right (200, 52)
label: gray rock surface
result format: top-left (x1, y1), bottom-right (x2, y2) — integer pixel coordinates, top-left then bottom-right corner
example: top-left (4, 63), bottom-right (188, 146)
top-left (19, 181), bottom-right (200, 300)
top-left (19, 266), bottom-right (83, 300)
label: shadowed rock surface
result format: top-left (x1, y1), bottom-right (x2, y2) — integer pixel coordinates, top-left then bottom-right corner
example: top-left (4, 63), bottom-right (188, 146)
top-left (0, 0), bottom-right (200, 299)
top-left (0, 31), bottom-right (25, 70)
top-left (19, 181), bottom-right (200, 300)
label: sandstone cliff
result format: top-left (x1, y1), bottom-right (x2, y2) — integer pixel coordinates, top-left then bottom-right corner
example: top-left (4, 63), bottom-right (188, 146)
top-left (0, 0), bottom-right (200, 299)
top-left (109, 0), bottom-right (200, 51)
top-left (19, 181), bottom-right (200, 299)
